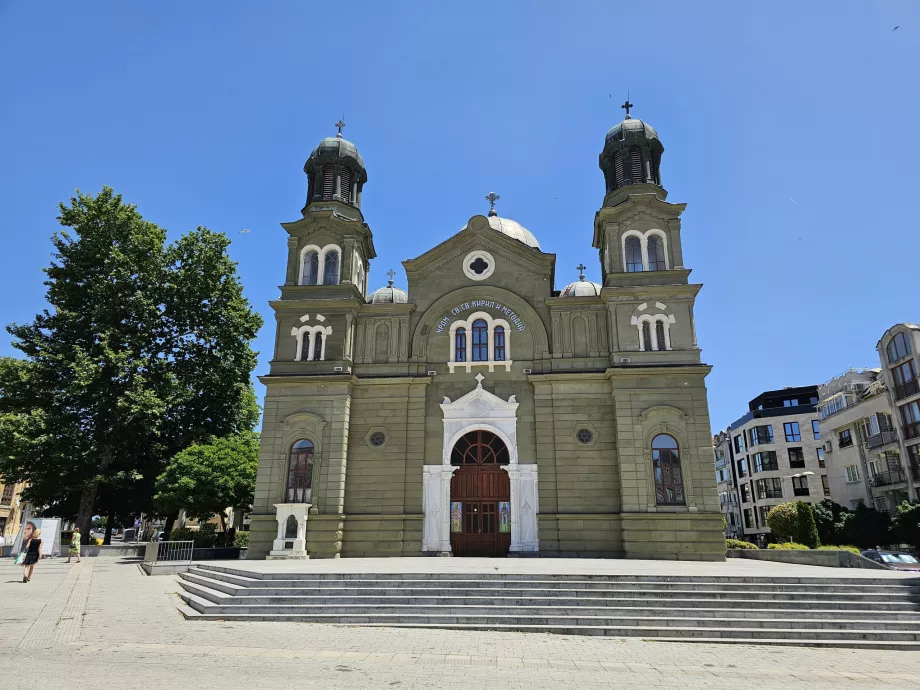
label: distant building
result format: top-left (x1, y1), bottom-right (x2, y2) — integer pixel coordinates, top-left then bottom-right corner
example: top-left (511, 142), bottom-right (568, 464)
top-left (0, 481), bottom-right (26, 538)
top-left (713, 431), bottom-right (743, 538)
top-left (726, 386), bottom-right (826, 543)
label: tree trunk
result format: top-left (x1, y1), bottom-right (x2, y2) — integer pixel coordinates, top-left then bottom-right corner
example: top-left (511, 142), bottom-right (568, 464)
top-left (103, 512), bottom-right (114, 545)
top-left (163, 511), bottom-right (178, 538)
top-left (217, 511), bottom-right (227, 533)
top-left (76, 450), bottom-right (113, 545)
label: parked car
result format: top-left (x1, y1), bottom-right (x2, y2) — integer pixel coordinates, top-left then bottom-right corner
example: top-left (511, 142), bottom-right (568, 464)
top-left (861, 550), bottom-right (920, 571)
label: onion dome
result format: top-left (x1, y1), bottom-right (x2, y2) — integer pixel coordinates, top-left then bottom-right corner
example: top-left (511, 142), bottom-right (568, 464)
top-left (304, 120), bottom-right (367, 209)
top-left (560, 265), bottom-right (601, 297)
top-left (462, 192), bottom-right (541, 249)
top-left (368, 271), bottom-right (408, 304)
top-left (599, 99), bottom-right (664, 194)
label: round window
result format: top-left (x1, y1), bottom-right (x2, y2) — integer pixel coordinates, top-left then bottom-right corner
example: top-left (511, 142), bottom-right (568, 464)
top-left (369, 431), bottom-right (386, 447)
top-left (462, 250), bottom-right (495, 281)
top-left (576, 428), bottom-right (594, 445)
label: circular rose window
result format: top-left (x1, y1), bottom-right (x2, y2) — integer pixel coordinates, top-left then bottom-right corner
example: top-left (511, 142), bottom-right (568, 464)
top-left (576, 428), bottom-right (594, 445)
top-left (462, 250), bottom-right (495, 281)
top-left (369, 431), bottom-right (386, 447)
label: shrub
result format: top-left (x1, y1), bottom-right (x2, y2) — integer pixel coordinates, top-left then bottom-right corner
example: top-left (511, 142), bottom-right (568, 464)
top-left (168, 523), bottom-right (222, 548)
top-left (233, 531), bottom-right (250, 548)
top-left (768, 542), bottom-right (809, 550)
top-left (726, 538), bottom-right (758, 550)
top-left (796, 501), bottom-right (821, 548)
top-left (817, 545), bottom-right (860, 554)
top-left (766, 502), bottom-right (799, 540)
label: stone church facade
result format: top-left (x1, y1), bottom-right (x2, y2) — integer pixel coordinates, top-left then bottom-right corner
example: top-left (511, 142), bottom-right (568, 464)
top-left (248, 111), bottom-right (724, 561)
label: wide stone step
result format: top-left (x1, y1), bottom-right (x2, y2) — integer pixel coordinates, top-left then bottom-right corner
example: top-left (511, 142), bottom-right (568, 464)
top-left (194, 565), bottom-right (915, 587)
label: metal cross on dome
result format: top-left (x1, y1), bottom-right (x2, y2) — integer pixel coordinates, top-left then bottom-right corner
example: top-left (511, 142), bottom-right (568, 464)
top-left (386, 268), bottom-right (396, 285)
top-left (335, 118), bottom-right (345, 137)
top-left (485, 192), bottom-right (500, 215)
top-left (621, 97), bottom-right (633, 119)
top-left (576, 263), bottom-right (587, 280)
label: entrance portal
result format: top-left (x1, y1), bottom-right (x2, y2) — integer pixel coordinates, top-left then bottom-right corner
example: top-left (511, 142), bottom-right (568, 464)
top-left (449, 430), bottom-right (511, 557)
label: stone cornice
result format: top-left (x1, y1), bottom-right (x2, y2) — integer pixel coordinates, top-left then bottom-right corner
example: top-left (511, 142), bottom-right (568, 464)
top-left (600, 282), bottom-right (701, 300)
top-left (604, 363), bottom-right (712, 379)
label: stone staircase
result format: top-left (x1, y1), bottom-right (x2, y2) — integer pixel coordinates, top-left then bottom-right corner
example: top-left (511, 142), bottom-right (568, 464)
top-left (176, 564), bottom-right (920, 649)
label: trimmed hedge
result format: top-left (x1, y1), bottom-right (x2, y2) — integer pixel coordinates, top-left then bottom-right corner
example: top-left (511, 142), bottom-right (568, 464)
top-left (726, 538), bottom-right (758, 550)
top-left (817, 544), bottom-right (861, 554)
top-left (767, 542), bottom-right (809, 550)
top-left (233, 531), bottom-right (249, 548)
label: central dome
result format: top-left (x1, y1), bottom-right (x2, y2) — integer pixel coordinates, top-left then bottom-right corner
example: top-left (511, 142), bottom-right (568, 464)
top-left (463, 214), bottom-right (540, 249)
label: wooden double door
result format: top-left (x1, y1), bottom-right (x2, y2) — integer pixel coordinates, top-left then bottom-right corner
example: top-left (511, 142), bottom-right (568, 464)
top-left (450, 465), bottom-right (511, 557)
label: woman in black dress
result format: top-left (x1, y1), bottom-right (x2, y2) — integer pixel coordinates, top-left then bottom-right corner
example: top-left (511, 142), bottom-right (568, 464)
top-left (21, 521), bottom-right (42, 583)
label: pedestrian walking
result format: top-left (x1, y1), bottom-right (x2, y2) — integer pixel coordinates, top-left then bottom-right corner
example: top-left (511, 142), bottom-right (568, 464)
top-left (66, 527), bottom-right (82, 563)
top-left (18, 521), bottom-right (42, 583)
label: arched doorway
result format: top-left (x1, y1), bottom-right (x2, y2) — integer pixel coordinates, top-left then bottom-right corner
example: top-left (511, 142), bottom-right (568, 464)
top-left (449, 430), bottom-right (511, 557)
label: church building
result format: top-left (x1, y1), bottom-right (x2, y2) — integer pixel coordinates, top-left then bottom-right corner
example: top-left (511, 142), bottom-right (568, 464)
top-left (248, 107), bottom-right (724, 560)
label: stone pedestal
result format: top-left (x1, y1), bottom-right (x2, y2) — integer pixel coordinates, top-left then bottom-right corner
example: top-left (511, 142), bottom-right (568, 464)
top-left (268, 503), bottom-right (311, 559)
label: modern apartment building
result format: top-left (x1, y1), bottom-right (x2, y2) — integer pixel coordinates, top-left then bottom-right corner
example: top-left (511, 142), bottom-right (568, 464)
top-left (726, 386), bottom-right (827, 544)
top-left (817, 368), bottom-right (891, 511)
top-left (713, 431), bottom-right (743, 538)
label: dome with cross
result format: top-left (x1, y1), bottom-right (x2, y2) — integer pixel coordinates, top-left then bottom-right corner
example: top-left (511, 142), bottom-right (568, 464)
top-left (599, 99), bottom-right (664, 194)
top-left (560, 264), bottom-right (602, 297)
top-left (461, 192), bottom-right (541, 249)
top-left (368, 270), bottom-right (408, 304)
top-left (304, 120), bottom-right (368, 210)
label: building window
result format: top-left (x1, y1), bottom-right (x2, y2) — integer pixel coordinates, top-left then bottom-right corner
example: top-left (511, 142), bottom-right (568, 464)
top-left (791, 475), bottom-right (810, 496)
top-left (784, 422), bottom-right (801, 442)
top-left (908, 444), bottom-right (920, 470)
top-left (493, 326), bottom-right (506, 361)
top-left (455, 328), bottom-right (467, 362)
top-left (758, 505), bottom-right (770, 526)
top-left (652, 433), bottom-right (685, 506)
top-left (287, 439), bottom-right (314, 503)
top-left (887, 331), bottom-right (912, 363)
top-left (625, 236), bottom-right (643, 272)
top-left (293, 320), bottom-right (332, 362)
top-left (734, 434), bottom-right (745, 454)
top-left (311, 333), bottom-right (324, 361)
top-left (749, 425), bottom-right (774, 445)
top-left (737, 456), bottom-right (748, 478)
top-left (448, 312), bottom-right (512, 373)
top-left (812, 420), bottom-right (821, 440)
top-left (893, 360), bottom-right (920, 400)
top-left (302, 251), bottom-right (319, 285)
top-left (784, 399), bottom-right (800, 407)
top-left (821, 474), bottom-right (830, 497)
top-left (471, 319), bottom-right (489, 361)
top-left (636, 315), bottom-right (672, 352)
top-left (576, 428), bottom-right (594, 445)
top-left (641, 322), bottom-right (652, 352)
top-left (322, 251), bottom-right (340, 285)
top-left (788, 447), bottom-right (805, 469)
top-left (754, 450), bottom-right (778, 473)
top-left (819, 394), bottom-right (848, 419)
top-left (743, 508), bottom-right (753, 529)
top-left (0, 484), bottom-right (13, 504)
top-left (839, 428), bottom-right (854, 447)
top-left (647, 236), bottom-right (666, 271)
top-left (740, 483), bottom-right (751, 503)
top-left (655, 322), bottom-right (666, 351)
top-left (901, 400), bottom-right (920, 440)
top-left (756, 477), bottom-right (783, 500)
top-left (369, 431), bottom-right (386, 447)
top-left (816, 447), bottom-right (825, 468)
top-left (845, 465), bottom-right (860, 483)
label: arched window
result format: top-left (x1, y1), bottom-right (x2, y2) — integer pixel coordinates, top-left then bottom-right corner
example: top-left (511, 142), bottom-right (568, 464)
top-left (888, 332), bottom-right (912, 363)
top-left (302, 251), bottom-right (319, 285)
top-left (451, 430), bottom-right (510, 465)
top-left (494, 326), bottom-right (505, 361)
top-left (287, 439), bottom-right (314, 503)
top-left (284, 514), bottom-right (298, 538)
top-left (323, 251), bottom-right (340, 285)
top-left (642, 322), bottom-right (652, 352)
top-left (455, 328), bottom-right (467, 362)
top-left (646, 235), bottom-right (666, 271)
top-left (312, 333), bottom-right (324, 361)
top-left (656, 322), bottom-right (666, 351)
top-left (625, 236), bottom-right (643, 272)
top-left (629, 146), bottom-right (642, 182)
top-left (472, 319), bottom-right (488, 361)
top-left (652, 433), bottom-right (685, 506)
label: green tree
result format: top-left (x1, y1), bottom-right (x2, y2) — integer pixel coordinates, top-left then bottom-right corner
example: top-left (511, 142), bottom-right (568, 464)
top-left (842, 503), bottom-right (892, 549)
top-left (154, 432), bottom-right (259, 532)
top-left (893, 501), bottom-right (920, 552)
top-left (0, 188), bottom-right (262, 543)
top-left (766, 501), bottom-right (799, 540)
top-left (795, 501), bottom-right (821, 548)
top-left (812, 499), bottom-right (850, 545)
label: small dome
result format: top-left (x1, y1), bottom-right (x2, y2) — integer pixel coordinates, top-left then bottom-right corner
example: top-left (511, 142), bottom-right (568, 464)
top-left (560, 277), bottom-right (602, 297)
top-left (605, 117), bottom-right (659, 143)
top-left (368, 282), bottom-right (408, 304)
top-left (464, 214), bottom-right (540, 249)
top-left (307, 135), bottom-right (365, 169)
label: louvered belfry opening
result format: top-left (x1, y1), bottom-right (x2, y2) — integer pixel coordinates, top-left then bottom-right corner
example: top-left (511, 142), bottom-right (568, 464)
top-left (613, 151), bottom-right (624, 188)
top-left (629, 147), bottom-right (642, 183)
top-left (340, 167), bottom-right (351, 203)
top-left (322, 165), bottom-right (335, 198)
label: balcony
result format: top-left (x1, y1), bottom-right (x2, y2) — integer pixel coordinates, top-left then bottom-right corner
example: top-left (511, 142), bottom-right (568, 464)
top-left (866, 430), bottom-right (899, 450)
top-left (895, 378), bottom-right (920, 401)
top-left (870, 469), bottom-right (908, 488)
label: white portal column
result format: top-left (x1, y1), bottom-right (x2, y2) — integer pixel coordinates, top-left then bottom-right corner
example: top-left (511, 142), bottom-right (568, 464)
top-left (422, 465), bottom-right (454, 554)
top-left (507, 464), bottom-right (539, 552)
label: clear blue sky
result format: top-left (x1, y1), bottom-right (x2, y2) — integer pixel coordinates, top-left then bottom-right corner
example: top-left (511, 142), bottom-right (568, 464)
top-left (1, 1), bottom-right (917, 432)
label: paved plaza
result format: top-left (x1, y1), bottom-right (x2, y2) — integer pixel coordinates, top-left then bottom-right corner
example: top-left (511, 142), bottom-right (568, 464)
top-left (3, 557), bottom-right (920, 689)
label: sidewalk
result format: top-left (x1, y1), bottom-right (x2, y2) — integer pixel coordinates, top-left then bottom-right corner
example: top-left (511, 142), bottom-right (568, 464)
top-left (2, 557), bottom-right (920, 689)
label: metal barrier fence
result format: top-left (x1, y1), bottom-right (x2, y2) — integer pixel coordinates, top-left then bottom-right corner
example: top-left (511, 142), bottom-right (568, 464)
top-left (143, 540), bottom-right (193, 566)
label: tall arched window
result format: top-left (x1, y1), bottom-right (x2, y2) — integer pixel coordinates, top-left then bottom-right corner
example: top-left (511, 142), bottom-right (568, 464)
top-left (494, 326), bottom-right (505, 361)
top-left (472, 319), bottom-right (488, 361)
top-left (887, 332), bottom-right (912, 363)
top-left (455, 328), bottom-right (467, 362)
top-left (652, 433), bottom-right (684, 505)
top-left (656, 322), bottom-right (666, 351)
top-left (642, 322), bottom-right (652, 352)
top-left (647, 236), bottom-right (666, 271)
top-left (323, 251), bottom-right (340, 285)
top-left (287, 439), bottom-right (314, 503)
top-left (625, 236), bottom-right (643, 272)
top-left (302, 251), bottom-right (319, 285)
top-left (312, 333), bottom-right (324, 361)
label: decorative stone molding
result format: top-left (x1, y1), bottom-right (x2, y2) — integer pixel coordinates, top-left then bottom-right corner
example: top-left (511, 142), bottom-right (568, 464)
top-left (462, 250), bottom-right (495, 281)
top-left (439, 374), bottom-right (519, 465)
